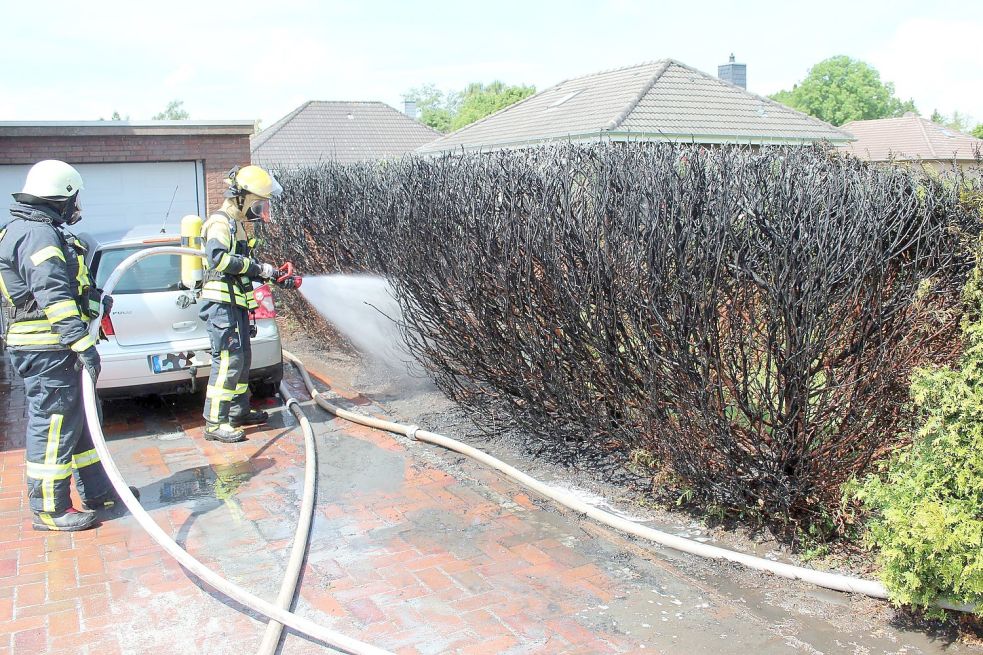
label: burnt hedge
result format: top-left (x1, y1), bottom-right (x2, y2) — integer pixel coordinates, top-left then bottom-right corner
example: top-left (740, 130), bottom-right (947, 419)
top-left (264, 143), bottom-right (977, 527)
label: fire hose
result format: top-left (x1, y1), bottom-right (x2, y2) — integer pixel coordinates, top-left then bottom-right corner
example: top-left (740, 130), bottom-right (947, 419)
top-left (84, 246), bottom-right (394, 655)
top-left (80, 247), bottom-right (975, 655)
top-left (278, 352), bottom-right (979, 615)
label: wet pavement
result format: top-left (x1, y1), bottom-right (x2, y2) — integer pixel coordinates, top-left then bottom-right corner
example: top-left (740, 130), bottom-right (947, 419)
top-left (0, 345), bottom-right (980, 654)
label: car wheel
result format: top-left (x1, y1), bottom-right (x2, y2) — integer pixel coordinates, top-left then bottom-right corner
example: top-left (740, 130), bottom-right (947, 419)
top-left (250, 381), bottom-right (279, 398)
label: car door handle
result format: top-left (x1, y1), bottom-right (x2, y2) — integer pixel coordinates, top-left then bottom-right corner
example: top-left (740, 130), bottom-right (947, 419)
top-left (172, 321), bottom-right (197, 331)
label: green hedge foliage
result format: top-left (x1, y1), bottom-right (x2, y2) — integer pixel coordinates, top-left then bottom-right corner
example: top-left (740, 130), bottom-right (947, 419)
top-left (853, 239), bottom-right (983, 614)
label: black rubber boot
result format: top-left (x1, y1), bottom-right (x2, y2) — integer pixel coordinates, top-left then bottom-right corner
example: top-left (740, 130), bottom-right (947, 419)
top-left (204, 423), bottom-right (246, 443)
top-left (32, 507), bottom-right (97, 532)
top-left (230, 410), bottom-right (269, 427)
top-left (84, 486), bottom-right (141, 511)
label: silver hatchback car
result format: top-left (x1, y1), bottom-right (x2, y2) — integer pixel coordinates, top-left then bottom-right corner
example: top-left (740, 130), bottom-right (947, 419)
top-left (84, 227), bottom-right (283, 398)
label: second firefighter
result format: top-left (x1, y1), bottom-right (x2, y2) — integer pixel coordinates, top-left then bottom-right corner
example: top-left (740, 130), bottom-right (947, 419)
top-left (199, 165), bottom-right (282, 443)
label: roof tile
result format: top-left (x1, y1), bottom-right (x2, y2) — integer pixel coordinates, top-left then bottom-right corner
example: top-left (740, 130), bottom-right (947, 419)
top-left (251, 101), bottom-right (440, 167)
top-left (839, 115), bottom-right (983, 162)
top-left (418, 59), bottom-right (850, 154)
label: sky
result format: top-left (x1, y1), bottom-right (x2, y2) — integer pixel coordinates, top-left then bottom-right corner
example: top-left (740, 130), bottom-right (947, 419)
top-left (1, 0), bottom-right (980, 129)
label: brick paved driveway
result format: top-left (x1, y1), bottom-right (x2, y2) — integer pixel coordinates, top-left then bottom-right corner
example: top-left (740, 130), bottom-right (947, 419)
top-left (2, 348), bottom-right (974, 655)
top-left (0, 351), bottom-right (725, 655)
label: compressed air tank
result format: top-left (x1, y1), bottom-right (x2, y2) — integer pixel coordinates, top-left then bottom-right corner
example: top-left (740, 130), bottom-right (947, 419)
top-left (180, 214), bottom-right (203, 290)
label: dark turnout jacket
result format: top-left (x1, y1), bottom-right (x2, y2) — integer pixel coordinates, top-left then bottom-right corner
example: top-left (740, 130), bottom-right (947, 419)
top-left (0, 203), bottom-right (98, 353)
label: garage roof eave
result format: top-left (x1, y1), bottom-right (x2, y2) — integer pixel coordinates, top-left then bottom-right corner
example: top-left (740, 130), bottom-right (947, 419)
top-left (0, 120), bottom-right (257, 137)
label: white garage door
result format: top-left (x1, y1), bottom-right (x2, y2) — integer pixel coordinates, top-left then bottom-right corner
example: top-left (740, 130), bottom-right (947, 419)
top-left (0, 161), bottom-right (205, 236)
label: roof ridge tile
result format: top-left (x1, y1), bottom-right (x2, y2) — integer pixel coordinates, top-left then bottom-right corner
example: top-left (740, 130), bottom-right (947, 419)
top-left (605, 60), bottom-right (672, 132)
top-left (915, 116), bottom-right (939, 159)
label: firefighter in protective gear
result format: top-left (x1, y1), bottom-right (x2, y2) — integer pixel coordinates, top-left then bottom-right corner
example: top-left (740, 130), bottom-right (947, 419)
top-left (0, 160), bottom-right (137, 531)
top-left (199, 165), bottom-right (281, 443)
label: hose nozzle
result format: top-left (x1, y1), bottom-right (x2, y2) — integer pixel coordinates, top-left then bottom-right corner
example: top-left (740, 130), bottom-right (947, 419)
top-left (276, 262), bottom-right (303, 289)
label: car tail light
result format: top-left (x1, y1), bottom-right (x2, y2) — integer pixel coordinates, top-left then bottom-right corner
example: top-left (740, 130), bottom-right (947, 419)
top-left (100, 312), bottom-right (115, 337)
top-left (252, 284), bottom-right (277, 320)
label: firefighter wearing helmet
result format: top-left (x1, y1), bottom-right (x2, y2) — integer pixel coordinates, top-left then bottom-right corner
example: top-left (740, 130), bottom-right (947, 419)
top-left (198, 165), bottom-right (283, 443)
top-left (0, 160), bottom-right (138, 531)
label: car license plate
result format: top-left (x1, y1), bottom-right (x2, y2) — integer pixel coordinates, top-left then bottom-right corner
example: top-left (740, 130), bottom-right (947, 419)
top-left (149, 351), bottom-right (209, 374)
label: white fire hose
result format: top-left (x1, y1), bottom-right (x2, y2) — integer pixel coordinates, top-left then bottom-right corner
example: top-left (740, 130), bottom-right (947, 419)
top-left (83, 246), bottom-right (394, 655)
top-left (280, 350), bottom-right (978, 615)
top-left (257, 381), bottom-right (318, 655)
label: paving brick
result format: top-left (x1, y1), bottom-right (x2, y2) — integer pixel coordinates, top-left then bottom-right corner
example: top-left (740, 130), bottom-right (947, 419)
top-left (79, 594), bottom-right (111, 621)
top-left (406, 553), bottom-right (459, 572)
top-left (416, 567), bottom-right (456, 592)
top-left (458, 634), bottom-right (519, 654)
top-left (447, 570), bottom-right (492, 595)
top-left (46, 582), bottom-right (106, 603)
top-left (12, 626), bottom-right (47, 652)
top-left (15, 598), bottom-right (77, 620)
top-left (451, 591), bottom-right (510, 613)
top-left (75, 555), bottom-right (104, 578)
top-left (14, 582), bottom-right (45, 609)
top-left (47, 607), bottom-right (81, 638)
top-left (511, 542), bottom-right (553, 566)
top-left (308, 592), bottom-right (348, 619)
top-left (546, 617), bottom-right (597, 645)
top-left (0, 614), bottom-right (45, 637)
top-left (347, 598), bottom-right (386, 625)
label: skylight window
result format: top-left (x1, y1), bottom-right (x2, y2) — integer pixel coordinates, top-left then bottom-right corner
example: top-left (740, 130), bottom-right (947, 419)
top-left (547, 90), bottom-right (582, 110)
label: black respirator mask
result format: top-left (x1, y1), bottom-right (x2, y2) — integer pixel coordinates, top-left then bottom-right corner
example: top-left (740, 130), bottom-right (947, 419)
top-left (58, 193), bottom-right (82, 226)
top-left (244, 197), bottom-right (271, 223)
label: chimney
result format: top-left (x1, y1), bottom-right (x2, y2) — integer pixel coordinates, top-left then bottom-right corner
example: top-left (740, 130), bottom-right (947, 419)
top-left (718, 53), bottom-right (747, 89)
top-left (403, 100), bottom-right (417, 119)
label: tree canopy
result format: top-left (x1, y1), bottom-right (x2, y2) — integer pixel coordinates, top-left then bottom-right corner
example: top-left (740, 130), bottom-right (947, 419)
top-left (403, 84), bottom-right (459, 133)
top-left (770, 56), bottom-right (917, 126)
top-left (404, 81), bottom-right (535, 133)
top-left (153, 99), bottom-right (189, 121)
top-left (931, 110), bottom-right (983, 140)
top-left (451, 81), bottom-right (535, 131)
top-left (931, 109), bottom-right (974, 133)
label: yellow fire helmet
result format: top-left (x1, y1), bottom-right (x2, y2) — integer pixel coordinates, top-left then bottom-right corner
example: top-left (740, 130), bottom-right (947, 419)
top-left (224, 165), bottom-right (282, 199)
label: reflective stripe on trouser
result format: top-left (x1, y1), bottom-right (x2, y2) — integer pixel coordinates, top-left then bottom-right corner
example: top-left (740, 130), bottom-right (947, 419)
top-left (8, 349), bottom-right (112, 513)
top-left (200, 301), bottom-right (252, 425)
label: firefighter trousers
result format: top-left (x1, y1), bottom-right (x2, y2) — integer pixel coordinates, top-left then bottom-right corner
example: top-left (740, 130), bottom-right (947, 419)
top-left (8, 349), bottom-right (113, 514)
top-left (200, 301), bottom-right (252, 426)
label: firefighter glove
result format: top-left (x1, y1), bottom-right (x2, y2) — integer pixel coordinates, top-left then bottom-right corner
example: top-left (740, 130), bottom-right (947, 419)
top-left (77, 347), bottom-right (101, 381)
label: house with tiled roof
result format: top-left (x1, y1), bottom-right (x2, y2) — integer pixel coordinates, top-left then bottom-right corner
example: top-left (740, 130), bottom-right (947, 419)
top-left (251, 101), bottom-right (440, 167)
top-left (417, 59), bottom-right (852, 155)
top-left (839, 113), bottom-right (982, 170)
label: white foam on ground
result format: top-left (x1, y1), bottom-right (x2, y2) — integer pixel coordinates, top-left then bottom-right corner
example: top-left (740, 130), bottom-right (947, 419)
top-left (543, 483), bottom-right (653, 523)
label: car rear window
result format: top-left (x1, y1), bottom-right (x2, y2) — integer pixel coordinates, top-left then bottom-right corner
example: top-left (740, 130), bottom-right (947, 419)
top-left (92, 245), bottom-right (184, 294)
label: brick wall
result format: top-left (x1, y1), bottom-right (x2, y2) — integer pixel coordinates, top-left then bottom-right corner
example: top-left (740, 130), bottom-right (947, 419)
top-left (0, 134), bottom-right (250, 213)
